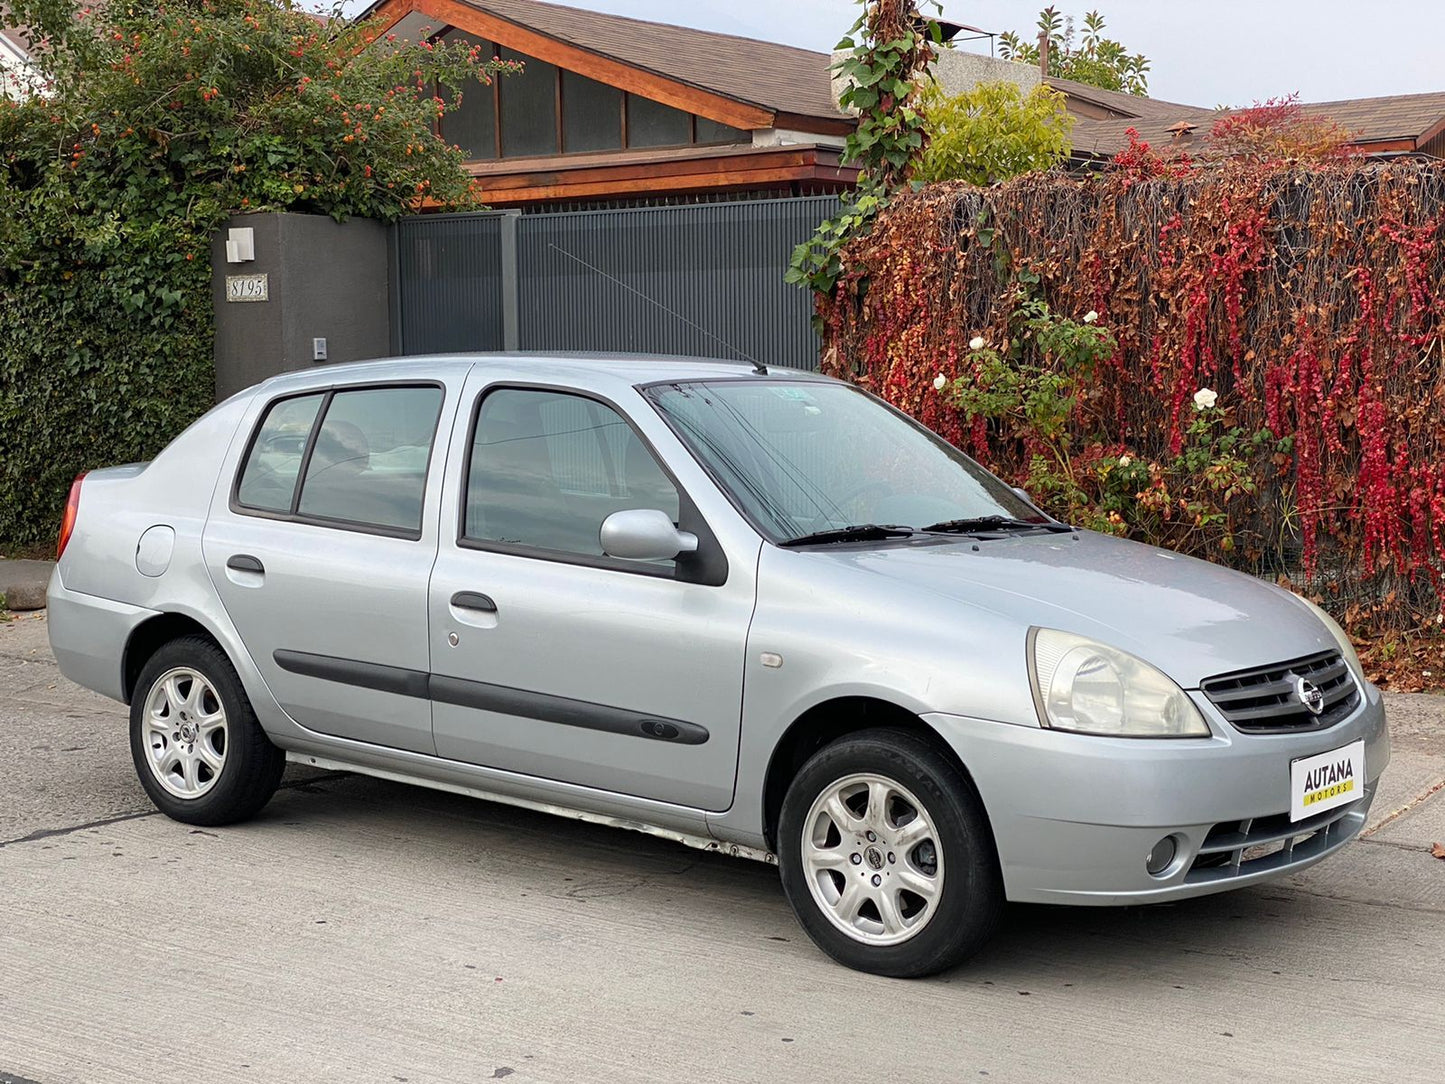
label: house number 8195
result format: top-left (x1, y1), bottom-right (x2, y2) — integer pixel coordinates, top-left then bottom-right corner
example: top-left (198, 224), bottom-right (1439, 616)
top-left (225, 273), bottom-right (269, 303)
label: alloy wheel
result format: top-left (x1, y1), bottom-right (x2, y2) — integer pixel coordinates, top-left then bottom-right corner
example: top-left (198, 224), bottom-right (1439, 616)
top-left (800, 772), bottom-right (945, 946)
top-left (141, 667), bottom-right (228, 799)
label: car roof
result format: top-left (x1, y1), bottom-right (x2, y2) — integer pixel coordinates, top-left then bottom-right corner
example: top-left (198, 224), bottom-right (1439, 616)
top-left (254, 352), bottom-right (834, 396)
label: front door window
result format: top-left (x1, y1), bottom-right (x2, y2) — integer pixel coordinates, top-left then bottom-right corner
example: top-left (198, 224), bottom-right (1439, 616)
top-left (464, 387), bottom-right (680, 563)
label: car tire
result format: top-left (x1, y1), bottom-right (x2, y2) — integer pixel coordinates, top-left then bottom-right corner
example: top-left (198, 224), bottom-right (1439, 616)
top-left (129, 635), bottom-right (285, 826)
top-left (778, 728), bottom-right (1003, 977)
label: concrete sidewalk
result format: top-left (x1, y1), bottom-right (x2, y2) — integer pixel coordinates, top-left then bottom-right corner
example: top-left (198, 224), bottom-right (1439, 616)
top-left (0, 559), bottom-right (53, 612)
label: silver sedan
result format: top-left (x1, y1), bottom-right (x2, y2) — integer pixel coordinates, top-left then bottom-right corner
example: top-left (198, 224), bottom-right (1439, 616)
top-left (47, 355), bottom-right (1388, 976)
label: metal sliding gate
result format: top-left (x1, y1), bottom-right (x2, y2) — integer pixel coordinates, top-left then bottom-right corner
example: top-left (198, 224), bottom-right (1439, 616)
top-left (390, 195), bottom-right (840, 371)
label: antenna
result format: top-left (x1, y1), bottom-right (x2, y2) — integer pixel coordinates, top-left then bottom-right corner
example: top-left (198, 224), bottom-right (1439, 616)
top-left (546, 243), bottom-right (769, 374)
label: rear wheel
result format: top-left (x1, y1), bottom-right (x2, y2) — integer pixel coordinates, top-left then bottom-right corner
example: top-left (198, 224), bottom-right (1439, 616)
top-left (129, 636), bottom-right (285, 826)
top-left (778, 728), bottom-right (1002, 977)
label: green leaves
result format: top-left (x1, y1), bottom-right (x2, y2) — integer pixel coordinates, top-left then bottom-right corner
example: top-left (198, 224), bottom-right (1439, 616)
top-left (997, 6), bottom-right (1151, 97)
top-left (917, 80), bottom-right (1074, 187)
top-left (790, 2), bottom-right (940, 300)
top-left (787, 182), bottom-right (881, 297)
top-left (0, 0), bottom-right (517, 545)
top-left (942, 288), bottom-right (1115, 447)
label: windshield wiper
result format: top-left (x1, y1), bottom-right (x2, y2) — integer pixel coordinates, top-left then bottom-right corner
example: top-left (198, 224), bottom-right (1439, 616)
top-left (921, 515), bottom-right (1074, 535)
top-left (779, 524), bottom-right (915, 547)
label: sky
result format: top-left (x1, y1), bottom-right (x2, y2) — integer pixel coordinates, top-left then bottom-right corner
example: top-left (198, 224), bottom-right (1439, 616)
top-left (342, 0), bottom-right (1445, 108)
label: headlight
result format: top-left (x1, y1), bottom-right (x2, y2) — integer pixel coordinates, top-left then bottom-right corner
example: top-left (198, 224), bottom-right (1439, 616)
top-left (1295, 595), bottom-right (1366, 685)
top-left (1029, 628), bottom-right (1210, 738)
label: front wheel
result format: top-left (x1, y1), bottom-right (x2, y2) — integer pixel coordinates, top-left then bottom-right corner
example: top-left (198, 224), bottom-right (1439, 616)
top-left (778, 728), bottom-right (1003, 977)
top-left (129, 636), bottom-right (285, 826)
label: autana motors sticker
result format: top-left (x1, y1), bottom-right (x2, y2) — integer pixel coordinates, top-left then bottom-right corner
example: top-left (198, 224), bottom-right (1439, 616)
top-left (1289, 740), bottom-right (1366, 822)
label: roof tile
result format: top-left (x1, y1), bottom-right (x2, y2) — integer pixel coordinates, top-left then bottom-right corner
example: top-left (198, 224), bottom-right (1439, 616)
top-left (1069, 92), bottom-right (1445, 156)
top-left (1043, 75), bottom-right (1198, 119)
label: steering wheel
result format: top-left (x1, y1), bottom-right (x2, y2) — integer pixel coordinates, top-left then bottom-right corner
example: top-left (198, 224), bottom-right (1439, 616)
top-left (833, 479), bottom-right (895, 512)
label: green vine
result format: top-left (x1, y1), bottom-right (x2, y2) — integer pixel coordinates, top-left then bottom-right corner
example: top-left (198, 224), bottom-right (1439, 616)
top-left (785, 0), bottom-right (940, 297)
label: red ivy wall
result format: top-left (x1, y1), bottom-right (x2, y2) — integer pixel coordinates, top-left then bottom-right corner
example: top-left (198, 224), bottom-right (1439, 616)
top-left (821, 161), bottom-right (1445, 638)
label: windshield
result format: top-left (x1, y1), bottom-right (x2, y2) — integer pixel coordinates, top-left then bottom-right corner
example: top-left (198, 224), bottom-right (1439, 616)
top-left (644, 379), bottom-right (1046, 542)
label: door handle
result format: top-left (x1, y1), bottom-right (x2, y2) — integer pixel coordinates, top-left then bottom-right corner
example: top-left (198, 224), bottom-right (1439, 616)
top-left (227, 554), bottom-right (265, 574)
top-left (450, 591), bottom-right (497, 613)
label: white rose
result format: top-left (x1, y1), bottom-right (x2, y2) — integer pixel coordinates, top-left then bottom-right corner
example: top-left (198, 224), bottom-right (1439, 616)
top-left (932, 373), bottom-right (947, 391)
top-left (968, 336), bottom-right (986, 351)
top-left (1193, 388), bottom-right (1218, 410)
top-left (1084, 310), bottom-right (1099, 324)
top-left (1119, 455), bottom-right (1132, 467)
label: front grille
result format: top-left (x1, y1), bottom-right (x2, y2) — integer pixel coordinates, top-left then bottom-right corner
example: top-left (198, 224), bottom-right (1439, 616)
top-left (1200, 650), bottom-right (1359, 734)
top-left (1184, 786), bottom-right (1371, 884)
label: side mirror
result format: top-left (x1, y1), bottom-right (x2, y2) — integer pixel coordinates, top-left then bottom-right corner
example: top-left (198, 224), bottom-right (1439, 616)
top-left (1011, 486), bottom-right (1038, 509)
top-left (600, 509), bottom-right (699, 562)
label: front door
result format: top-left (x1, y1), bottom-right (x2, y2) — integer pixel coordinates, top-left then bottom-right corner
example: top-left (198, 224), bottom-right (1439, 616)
top-left (427, 381), bottom-right (756, 811)
top-left (203, 381), bottom-right (453, 755)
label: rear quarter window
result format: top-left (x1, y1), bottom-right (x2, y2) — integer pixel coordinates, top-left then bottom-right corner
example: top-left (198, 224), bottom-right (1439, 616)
top-left (235, 394), bottom-right (325, 513)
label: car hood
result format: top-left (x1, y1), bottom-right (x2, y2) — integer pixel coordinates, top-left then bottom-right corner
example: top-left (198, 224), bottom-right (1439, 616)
top-left (813, 530), bottom-right (1332, 687)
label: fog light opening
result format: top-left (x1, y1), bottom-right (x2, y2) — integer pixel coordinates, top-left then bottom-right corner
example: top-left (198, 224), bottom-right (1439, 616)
top-left (1146, 835), bottom-right (1178, 877)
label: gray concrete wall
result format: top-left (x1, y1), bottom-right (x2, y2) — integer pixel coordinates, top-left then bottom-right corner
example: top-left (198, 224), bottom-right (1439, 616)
top-left (830, 48), bottom-right (1039, 109)
top-left (929, 49), bottom-right (1039, 98)
top-left (210, 212), bottom-right (391, 401)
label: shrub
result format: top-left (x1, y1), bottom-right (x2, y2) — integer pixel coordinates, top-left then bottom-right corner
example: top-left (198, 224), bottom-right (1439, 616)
top-left (1207, 93), bottom-right (1357, 162)
top-left (918, 80), bottom-right (1074, 187)
top-left (0, 0), bottom-right (512, 547)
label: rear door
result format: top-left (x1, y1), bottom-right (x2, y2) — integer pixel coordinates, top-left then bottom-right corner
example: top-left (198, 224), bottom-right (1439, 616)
top-left (203, 380), bottom-right (455, 754)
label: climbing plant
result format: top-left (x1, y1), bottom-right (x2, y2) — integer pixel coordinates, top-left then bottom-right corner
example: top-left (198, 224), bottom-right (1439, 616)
top-left (821, 159), bottom-right (1445, 686)
top-left (786, 0), bottom-right (940, 298)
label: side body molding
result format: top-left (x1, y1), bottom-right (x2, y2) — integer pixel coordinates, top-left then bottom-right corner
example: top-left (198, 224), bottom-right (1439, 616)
top-left (272, 649), bottom-right (709, 746)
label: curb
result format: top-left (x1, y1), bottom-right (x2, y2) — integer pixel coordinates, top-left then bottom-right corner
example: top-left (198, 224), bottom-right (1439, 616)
top-left (0, 560), bottom-right (53, 612)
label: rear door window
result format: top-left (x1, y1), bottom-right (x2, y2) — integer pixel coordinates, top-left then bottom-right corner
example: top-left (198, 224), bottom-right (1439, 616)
top-left (235, 385), bottom-right (445, 535)
top-left (297, 387), bottom-right (444, 532)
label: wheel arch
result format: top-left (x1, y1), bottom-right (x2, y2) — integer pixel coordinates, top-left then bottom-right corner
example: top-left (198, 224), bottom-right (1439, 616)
top-left (122, 612), bottom-right (225, 705)
top-left (760, 696), bottom-right (983, 854)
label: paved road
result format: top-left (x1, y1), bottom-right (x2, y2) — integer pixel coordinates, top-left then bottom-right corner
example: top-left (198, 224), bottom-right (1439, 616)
top-left (2, 612), bottom-right (1443, 1083)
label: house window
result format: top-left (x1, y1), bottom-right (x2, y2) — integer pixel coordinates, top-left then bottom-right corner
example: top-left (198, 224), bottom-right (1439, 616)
top-left (627, 95), bottom-right (692, 148)
top-left (696, 116), bottom-right (750, 145)
top-left (499, 46), bottom-right (558, 157)
top-left (562, 70), bottom-right (623, 153)
top-left (433, 37), bottom-right (753, 161)
top-left (438, 31), bottom-right (497, 161)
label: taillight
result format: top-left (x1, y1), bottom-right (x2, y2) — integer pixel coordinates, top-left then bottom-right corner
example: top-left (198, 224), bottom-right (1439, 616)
top-left (57, 472), bottom-right (86, 560)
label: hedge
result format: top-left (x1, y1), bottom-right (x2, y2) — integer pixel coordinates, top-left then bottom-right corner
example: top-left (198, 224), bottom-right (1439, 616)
top-left (820, 159), bottom-right (1445, 645)
top-left (0, 219), bottom-right (214, 549)
top-left (0, 0), bottom-right (511, 549)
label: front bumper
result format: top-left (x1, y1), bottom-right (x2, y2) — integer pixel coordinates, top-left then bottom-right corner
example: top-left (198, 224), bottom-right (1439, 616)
top-left (925, 682), bottom-right (1389, 905)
